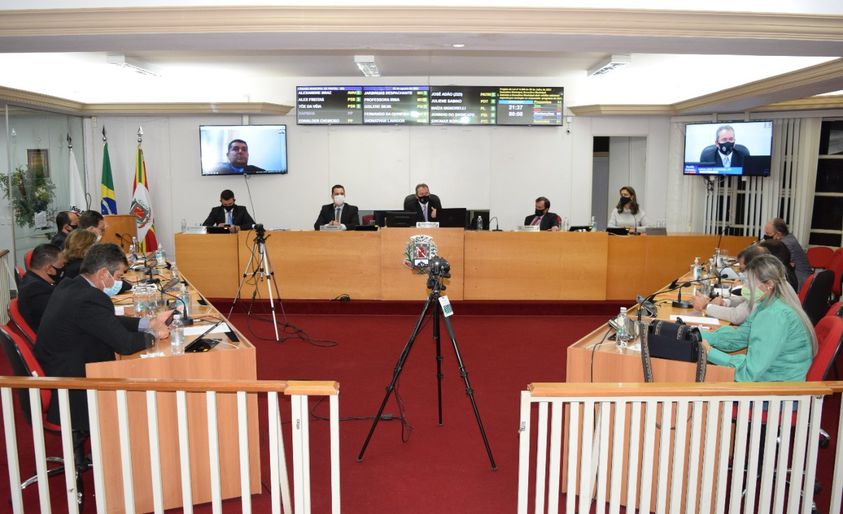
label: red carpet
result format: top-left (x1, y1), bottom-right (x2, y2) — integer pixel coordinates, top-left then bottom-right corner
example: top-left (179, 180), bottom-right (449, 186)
top-left (0, 301), bottom-right (839, 513)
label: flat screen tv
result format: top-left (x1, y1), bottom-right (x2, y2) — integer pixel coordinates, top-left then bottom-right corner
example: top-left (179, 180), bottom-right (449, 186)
top-left (200, 125), bottom-right (288, 176)
top-left (683, 121), bottom-right (772, 177)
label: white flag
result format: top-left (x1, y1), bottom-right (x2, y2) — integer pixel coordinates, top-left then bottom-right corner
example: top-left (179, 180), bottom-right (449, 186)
top-left (68, 147), bottom-right (87, 211)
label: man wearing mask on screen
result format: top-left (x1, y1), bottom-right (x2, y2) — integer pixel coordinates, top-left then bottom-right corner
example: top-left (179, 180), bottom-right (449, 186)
top-left (524, 196), bottom-right (562, 231)
top-left (314, 184), bottom-right (360, 230)
top-left (211, 139), bottom-right (265, 174)
top-left (203, 189), bottom-right (255, 232)
top-left (699, 125), bottom-right (751, 168)
top-left (404, 183), bottom-right (442, 223)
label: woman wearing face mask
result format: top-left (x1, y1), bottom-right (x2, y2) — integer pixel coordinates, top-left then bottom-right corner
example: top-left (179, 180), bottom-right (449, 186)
top-left (699, 254), bottom-right (816, 382)
top-left (608, 186), bottom-right (648, 231)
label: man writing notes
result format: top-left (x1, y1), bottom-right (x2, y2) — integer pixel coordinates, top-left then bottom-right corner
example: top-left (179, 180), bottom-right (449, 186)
top-left (404, 183), bottom-right (442, 223)
top-left (203, 189), bottom-right (255, 231)
top-left (315, 184), bottom-right (360, 230)
top-left (524, 196), bottom-right (562, 231)
top-left (35, 243), bottom-right (171, 430)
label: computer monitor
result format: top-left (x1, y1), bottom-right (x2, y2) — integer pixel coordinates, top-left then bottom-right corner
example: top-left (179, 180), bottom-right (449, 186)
top-left (384, 211), bottom-right (416, 228)
top-left (438, 208), bottom-right (468, 228)
top-left (374, 209), bottom-right (412, 228)
top-left (467, 209), bottom-right (490, 230)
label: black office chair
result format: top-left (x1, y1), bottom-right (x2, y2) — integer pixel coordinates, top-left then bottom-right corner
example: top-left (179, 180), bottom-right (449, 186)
top-left (800, 270), bottom-right (834, 326)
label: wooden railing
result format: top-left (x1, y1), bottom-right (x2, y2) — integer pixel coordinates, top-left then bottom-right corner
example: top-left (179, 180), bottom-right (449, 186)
top-left (0, 376), bottom-right (340, 514)
top-left (517, 381), bottom-right (843, 514)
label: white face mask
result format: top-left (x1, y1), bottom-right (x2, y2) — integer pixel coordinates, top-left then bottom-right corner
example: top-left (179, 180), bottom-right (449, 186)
top-left (333, 194), bottom-right (345, 206)
top-left (95, 233), bottom-right (102, 243)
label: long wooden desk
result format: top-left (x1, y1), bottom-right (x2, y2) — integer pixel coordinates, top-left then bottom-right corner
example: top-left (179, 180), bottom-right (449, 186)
top-left (176, 230), bottom-right (754, 301)
top-left (85, 272), bottom-right (260, 513)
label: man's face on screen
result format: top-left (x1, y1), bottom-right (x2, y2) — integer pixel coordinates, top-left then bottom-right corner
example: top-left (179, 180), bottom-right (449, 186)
top-left (227, 142), bottom-right (249, 167)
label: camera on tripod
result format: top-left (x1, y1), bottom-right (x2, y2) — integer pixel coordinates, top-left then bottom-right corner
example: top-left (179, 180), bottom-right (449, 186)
top-left (428, 256), bottom-right (451, 278)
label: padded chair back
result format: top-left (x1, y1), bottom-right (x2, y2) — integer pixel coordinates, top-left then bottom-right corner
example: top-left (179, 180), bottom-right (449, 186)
top-left (24, 249), bottom-right (33, 270)
top-left (14, 265), bottom-right (24, 288)
top-left (800, 270), bottom-right (834, 326)
top-left (8, 298), bottom-right (37, 346)
top-left (807, 246), bottom-right (834, 269)
top-left (361, 214), bottom-right (375, 226)
top-left (827, 301), bottom-right (843, 318)
top-left (829, 249), bottom-right (843, 297)
top-left (798, 272), bottom-right (815, 303)
top-left (0, 325), bottom-right (59, 431)
top-left (808, 315), bottom-right (843, 381)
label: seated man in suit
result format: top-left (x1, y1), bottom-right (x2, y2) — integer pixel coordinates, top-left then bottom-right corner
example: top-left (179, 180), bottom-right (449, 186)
top-left (49, 210), bottom-right (79, 248)
top-left (524, 196), bottom-right (561, 231)
top-left (699, 124), bottom-right (750, 168)
top-left (403, 183), bottom-right (442, 223)
top-left (18, 243), bottom-right (65, 331)
top-left (202, 189), bottom-right (255, 231)
top-left (314, 184), bottom-right (360, 230)
top-left (79, 209), bottom-right (106, 238)
top-left (210, 139), bottom-right (265, 174)
top-left (35, 243), bottom-right (171, 432)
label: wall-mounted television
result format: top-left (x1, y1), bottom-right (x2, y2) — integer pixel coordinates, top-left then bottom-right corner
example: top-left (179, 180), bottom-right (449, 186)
top-left (200, 125), bottom-right (288, 176)
top-left (683, 121), bottom-right (773, 177)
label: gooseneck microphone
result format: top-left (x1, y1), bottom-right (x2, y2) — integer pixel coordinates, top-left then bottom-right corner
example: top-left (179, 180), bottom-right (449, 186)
top-left (159, 288), bottom-right (194, 326)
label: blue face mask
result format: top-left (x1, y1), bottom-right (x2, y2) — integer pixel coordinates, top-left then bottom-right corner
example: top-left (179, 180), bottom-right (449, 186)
top-left (102, 273), bottom-right (123, 297)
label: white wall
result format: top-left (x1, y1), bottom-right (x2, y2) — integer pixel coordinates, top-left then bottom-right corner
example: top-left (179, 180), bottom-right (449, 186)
top-left (86, 113), bottom-right (606, 252)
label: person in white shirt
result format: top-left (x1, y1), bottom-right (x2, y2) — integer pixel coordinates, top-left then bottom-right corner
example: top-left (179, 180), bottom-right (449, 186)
top-left (607, 186), bottom-right (647, 231)
top-left (693, 244), bottom-right (767, 325)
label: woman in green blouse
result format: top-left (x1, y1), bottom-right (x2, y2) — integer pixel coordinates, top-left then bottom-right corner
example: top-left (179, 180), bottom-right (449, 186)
top-left (699, 254), bottom-right (816, 382)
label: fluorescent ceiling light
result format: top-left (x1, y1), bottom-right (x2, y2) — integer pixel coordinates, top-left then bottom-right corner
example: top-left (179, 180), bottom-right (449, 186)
top-left (106, 53), bottom-right (160, 77)
top-left (452, 43), bottom-right (465, 48)
top-left (354, 55), bottom-right (380, 77)
top-left (588, 54), bottom-right (631, 77)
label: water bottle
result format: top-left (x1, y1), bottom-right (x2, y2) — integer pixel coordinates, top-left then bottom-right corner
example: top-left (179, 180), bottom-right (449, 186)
top-left (475, 215), bottom-right (484, 230)
top-left (170, 314), bottom-right (184, 355)
top-left (176, 282), bottom-right (191, 318)
top-left (615, 307), bottom-right (631, 348)
top-left (156, 245), bottom-right (166, 267)
top-left (170, 263), bottom-right (180, 281)
top-left (128, 237), bottom-right (138, 265)
top-left (590, 215), bottom-right (597, 232)
top-left (693, 257), bottom-right (701, 281)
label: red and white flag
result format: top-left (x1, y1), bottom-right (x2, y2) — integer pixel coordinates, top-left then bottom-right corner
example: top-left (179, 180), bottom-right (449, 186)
top-left (130, 144), bottom-right (158, 252)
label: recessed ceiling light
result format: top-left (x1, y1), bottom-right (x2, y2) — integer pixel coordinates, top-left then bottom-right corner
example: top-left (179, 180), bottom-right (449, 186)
top-left (451, 43), bottom-right (465, 48)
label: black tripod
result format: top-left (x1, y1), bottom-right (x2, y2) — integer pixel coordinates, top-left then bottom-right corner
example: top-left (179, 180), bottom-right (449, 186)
top-left (357, 257), bottom-right (496, 470)
top-left (228, 224), bottom-right (283, 341)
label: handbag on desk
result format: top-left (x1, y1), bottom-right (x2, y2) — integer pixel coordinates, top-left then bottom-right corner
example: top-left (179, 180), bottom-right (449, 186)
top-left (638, 319), bottom-right (707, 382)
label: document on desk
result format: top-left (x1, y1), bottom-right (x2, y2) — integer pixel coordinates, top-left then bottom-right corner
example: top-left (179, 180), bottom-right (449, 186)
top-left (184, 323), bottom-right (230, 336)
top-left (669, 314), bottom-right (720, 326)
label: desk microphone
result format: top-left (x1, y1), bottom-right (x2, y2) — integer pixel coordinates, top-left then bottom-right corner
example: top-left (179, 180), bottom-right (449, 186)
top-left (672, 278), bottom-right (714, 309)
top-left (159, 288), bottom-right (194, 326)
top-left (489, 216), bottom-right (502, 231)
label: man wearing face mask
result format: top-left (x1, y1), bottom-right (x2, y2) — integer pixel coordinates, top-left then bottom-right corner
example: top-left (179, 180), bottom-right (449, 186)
top-left (18, 243), bottom-right (65, 332)
top-left (403, 183), bottom-right (442, 224)
top-left (314, 184), bottom-right (360, 230)
top-left (524, 196), bottom-right (562, 231)
top-left (79, 210), bottom-right (107, 240)
top-left (699, 125), bottom-right (751, 169)
top-left (35, 243), bottom-right (171, 431)
top-left (202, 189), bottom-right (255, 231)
top-left (762, 217), bottom-right (811, 290)
top-left (50, 210), bottom-right (80, 248)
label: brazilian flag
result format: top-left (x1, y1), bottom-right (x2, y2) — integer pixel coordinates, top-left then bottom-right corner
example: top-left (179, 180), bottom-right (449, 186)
top-left (100, 142), bottom-right (117, 214)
